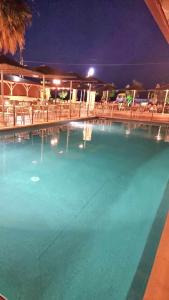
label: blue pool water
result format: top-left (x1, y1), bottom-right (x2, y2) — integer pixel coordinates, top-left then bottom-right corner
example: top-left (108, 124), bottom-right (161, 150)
top-left (0, 120), bottom-right (169, 300)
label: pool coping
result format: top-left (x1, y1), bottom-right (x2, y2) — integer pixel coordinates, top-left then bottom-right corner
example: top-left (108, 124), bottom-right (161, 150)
top-left (0, 116), bottom-right (169, 135)
top-left (126, 181), bottom-right (169, 300)
top-left (99, 116), bottom-right (169, 126)
top-left (143, 213), bottom-right (169, 300)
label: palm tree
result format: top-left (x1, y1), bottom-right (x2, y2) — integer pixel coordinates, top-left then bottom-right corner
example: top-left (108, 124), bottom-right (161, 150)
top-left (0, 0), bottom-right (32, 55)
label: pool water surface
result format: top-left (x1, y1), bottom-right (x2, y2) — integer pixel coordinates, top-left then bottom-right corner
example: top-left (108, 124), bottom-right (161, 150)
top-left (0, 120), bottom-right (169, 300)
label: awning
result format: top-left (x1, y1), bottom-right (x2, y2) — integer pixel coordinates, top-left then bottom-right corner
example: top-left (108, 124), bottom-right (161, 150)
top-left (145, 0), bottom-right (169, 43)
top-left (0, 55), bottom-right (42, 77)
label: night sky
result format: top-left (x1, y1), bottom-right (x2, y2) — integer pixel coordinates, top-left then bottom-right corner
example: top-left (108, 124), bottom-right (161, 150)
top-left (24, 0), bottom-right (169, 88)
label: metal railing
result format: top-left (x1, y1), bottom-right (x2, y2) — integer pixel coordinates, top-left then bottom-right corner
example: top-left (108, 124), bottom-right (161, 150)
top-left (0, 103), bottom-right (95, 128)
top-left (94, 103), bottom-right (169, 123)
top-left (1, 101), bottom-right (169, 129)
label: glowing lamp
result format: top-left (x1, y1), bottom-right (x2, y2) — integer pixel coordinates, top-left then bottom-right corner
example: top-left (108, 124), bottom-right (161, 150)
top-left (53, 79), bottom-right (61, 85)
top-left (87, 67), bottom-right (95, 77)
top-left (13, 76), bottom-right (20, 82)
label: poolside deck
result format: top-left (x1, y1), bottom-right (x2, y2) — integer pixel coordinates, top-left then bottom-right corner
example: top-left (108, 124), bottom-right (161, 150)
top-left (143, 213), bottom-right (169, 300)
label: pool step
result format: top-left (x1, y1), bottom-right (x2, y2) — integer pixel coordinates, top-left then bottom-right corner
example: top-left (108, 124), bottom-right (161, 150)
top-left (143, 213), bottom-right (169, 300)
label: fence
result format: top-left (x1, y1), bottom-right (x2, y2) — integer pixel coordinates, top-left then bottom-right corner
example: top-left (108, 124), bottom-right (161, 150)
top-left (0, 103), bottom-right (95, 128)
top-left (1, 101), bottom-right (169, 129)
top-left (94, 103), bottom-right (169, 123)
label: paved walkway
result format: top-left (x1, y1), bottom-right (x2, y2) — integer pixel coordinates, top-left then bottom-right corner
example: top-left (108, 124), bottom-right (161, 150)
top-left (144, 213), bottom-right (169, 300)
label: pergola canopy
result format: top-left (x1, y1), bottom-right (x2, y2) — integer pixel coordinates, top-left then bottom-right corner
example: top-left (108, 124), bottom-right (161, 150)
top-left (0, 56), bottom-right (107, 90)
top-left (83, 76), bottom-right (105, 85)
top-left (0, 55), bottom-right (42, 77)
top-left (32, 65), bottom-right (107, 91)
top-left (63, 72), bottom-right (84, 82)
top-left (32, 65), bottom-right (79, 80)
top-left (98, 83), bottom-right (116, 92)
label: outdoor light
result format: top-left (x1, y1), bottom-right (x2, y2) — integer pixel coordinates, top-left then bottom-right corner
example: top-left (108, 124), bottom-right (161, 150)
top-left (87, 67), bottom-right (95, 77)
top-left (13, 75), bottom-right (20, 82)
top-left (53, 79), bottom-right (61, 85)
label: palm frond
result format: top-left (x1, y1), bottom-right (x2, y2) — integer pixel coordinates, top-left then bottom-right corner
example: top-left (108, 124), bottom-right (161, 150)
top-left (0, 0), bottom-right (32, 54)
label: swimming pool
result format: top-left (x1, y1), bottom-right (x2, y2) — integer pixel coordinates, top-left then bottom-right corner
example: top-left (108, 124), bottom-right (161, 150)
top-left (0, 120), bottom-right (169, 300)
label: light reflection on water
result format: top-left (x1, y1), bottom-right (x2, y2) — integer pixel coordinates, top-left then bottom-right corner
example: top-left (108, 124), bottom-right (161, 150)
top-left (0, 119), bottom-right (168, 182)
top-left (0, 119), bottom-right (169, 146)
